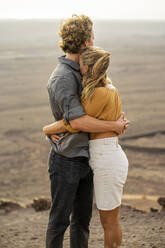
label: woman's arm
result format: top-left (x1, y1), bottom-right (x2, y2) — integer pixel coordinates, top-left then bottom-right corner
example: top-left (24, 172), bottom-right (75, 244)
top-left (43, 88), bottom-right (130, 137)
top-left (43, 119), bottom-right (79, 136)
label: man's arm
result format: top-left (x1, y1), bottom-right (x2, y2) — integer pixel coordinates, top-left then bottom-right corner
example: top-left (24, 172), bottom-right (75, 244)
top-left (69, 113), bottom-right (129, 134)
top-left (43, 112), bottom-right (129, 137)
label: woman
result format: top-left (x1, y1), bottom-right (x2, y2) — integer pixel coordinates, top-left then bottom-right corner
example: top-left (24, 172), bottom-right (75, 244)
top-left (43, 46), bottom-right (129, 248)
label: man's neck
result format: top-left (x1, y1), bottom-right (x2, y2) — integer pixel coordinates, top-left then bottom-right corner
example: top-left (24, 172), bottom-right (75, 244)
top-left (66, 53), bottom-right (80, 64)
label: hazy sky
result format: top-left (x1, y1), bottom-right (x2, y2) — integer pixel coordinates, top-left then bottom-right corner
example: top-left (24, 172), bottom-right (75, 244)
top-left (0, 0), bottom-right (165, 20)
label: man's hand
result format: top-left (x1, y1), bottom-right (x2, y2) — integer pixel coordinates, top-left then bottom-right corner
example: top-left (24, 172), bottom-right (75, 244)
top-left (122, 112), bottom-right (130, 133)
top-left (115, 112), bottom-right (130, 135)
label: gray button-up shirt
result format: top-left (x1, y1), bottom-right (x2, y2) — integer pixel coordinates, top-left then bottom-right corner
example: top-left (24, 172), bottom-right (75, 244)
top-left (47, 56), bottom-right (89, 158)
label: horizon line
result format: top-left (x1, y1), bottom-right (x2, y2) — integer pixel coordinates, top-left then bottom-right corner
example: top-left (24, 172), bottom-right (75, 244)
top-left (0, 17), bottom-right (165, 21)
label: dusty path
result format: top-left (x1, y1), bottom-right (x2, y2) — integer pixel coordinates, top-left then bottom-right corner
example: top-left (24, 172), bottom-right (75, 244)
top-left (0, 204), bottom-right (165, 248)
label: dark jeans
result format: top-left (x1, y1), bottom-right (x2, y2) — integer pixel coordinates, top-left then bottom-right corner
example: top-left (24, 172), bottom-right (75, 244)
top-left (46, 149), bottom-right (93, 248)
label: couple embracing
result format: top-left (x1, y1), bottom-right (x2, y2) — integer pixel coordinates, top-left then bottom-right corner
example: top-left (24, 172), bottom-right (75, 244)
top-left (43, 14), bottom-right (130, 248)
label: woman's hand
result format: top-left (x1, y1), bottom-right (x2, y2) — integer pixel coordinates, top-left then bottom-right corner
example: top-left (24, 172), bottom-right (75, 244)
top-left (50, 134), bottom-right (64, 143)
top-left (50, 132), bottom-right (70, 143)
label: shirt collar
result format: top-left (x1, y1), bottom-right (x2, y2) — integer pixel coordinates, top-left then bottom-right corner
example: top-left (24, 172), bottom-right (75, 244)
top-left (58, 55), bottom-right (80, 72)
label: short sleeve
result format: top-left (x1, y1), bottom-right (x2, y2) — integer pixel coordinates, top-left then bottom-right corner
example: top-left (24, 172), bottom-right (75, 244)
top-left (62, 119), bottom-right (79, 133)
top-left (55, 74), bottom-right (86, 124)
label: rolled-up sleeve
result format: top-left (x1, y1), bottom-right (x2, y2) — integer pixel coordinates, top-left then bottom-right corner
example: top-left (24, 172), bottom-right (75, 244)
top-left (54, 74), bottom-right (86, 124)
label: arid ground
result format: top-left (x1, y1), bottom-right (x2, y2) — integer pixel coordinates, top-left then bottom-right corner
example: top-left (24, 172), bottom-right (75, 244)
top-left (0, 20), bottom-right (165, 247)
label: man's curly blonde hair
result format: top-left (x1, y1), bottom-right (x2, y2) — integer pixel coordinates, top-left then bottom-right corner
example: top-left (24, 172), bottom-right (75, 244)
top-left (58, 14), bottom-right (93, 54)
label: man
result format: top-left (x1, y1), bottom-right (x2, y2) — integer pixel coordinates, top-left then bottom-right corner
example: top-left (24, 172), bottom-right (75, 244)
top-left (44, 15), bottom-right (129, 248)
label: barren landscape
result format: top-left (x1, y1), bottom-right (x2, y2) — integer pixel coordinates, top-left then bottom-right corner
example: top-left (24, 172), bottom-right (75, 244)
top-left (0, 20), bottom-right (165, 247)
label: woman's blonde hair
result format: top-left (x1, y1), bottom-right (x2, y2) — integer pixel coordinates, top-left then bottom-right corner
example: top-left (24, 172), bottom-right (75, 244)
top-left (80, 46), bottom-right (111, 101)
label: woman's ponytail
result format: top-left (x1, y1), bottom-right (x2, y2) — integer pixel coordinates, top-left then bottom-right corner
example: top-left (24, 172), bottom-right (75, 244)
top-left (91, 52), bottom-right (110, 80)
top-left (80, 47), bottom-right (111, 101)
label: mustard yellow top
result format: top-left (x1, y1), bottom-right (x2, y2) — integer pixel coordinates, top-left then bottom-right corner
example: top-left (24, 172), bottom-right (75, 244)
top-left (64, 84), bottom-right (122, 139)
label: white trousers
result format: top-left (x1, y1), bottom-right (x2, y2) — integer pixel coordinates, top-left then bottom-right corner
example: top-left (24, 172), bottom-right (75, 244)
top-left (89, 137), bottom-right (129, 210)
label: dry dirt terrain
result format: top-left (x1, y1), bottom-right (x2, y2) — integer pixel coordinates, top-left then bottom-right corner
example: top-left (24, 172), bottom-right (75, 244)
top-left (0, 204), bottom-right (164, 248)
top-left (0, 20), bottom-right (165, 247)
